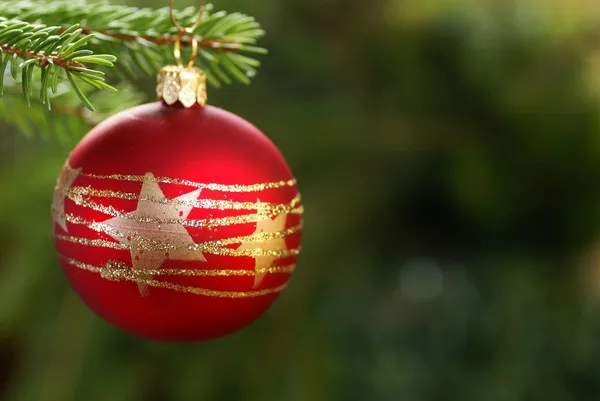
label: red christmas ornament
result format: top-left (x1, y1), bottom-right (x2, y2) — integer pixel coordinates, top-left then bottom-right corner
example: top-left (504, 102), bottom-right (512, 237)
top-left (51, 63), bottom-right (303, 342)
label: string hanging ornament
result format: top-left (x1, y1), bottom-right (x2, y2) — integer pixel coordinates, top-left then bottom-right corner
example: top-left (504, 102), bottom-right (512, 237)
top-left (51, 0), bottom-right (303, 342)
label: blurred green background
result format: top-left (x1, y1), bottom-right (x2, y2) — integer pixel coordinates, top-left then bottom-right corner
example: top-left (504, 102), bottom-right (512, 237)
top-left (5, 0), bottom-right (600, 400)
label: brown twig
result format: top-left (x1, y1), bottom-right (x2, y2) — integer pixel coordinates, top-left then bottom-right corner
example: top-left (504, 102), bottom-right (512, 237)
top-left (0, 44), bottom-right (84, 69)
top-left (79, 26), bottom-right (242, 51)
top-left (52, 102), bottom-right (103, 125)
top-left (1, 28), bottom-right (242, 74)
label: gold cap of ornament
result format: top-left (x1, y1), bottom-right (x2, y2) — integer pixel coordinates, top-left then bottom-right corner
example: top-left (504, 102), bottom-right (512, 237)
top-left (157, 0), bottom-right (207, 108)
top-left (157, 65), bottom-right (207, 107)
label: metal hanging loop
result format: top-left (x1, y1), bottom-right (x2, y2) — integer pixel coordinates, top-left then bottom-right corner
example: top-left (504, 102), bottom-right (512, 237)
top-left (169, 0), bottom-right (205, 34)
top-left (169, 0), bottom-right (205, 68)
top-left (159, 0), bottom-right (208, 108)
top-left (173, 29), bottom-right (199, 68)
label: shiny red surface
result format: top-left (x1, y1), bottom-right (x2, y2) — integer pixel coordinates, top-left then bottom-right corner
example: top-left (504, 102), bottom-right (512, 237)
top-left (54, 102), bottom-right (302, 342)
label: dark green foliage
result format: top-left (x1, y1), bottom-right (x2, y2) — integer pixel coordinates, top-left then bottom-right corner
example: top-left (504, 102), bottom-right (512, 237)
top-left (0, 76), bottom-right (143, 142)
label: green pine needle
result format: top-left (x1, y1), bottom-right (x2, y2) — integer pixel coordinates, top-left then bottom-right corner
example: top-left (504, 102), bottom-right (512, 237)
top-left (1, 1), bottom-right (267, 89)
top-left (0, 17), bottom-right (116, 110)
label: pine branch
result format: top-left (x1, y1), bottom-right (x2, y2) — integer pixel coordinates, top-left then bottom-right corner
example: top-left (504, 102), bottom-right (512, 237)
top-left (2, 1), bottom-right (267, 87)
top-left (0, 17), bottom-right (117, 111)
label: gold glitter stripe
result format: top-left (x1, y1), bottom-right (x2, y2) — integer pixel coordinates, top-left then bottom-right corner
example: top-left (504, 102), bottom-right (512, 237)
top-left (55, 222), bottom-right (302, 251)
top-left (54, 223), bottom-right (303, 257)
top-left (61, 257), bottom-right (287, 298)
top-left (64, 187), bottom-right (302, 213)
top-left (80, 173), bottom-right (297, 193)
top-left (56, 218), bottom-right (301, 257)
top-left (63, 193), bottom-right (303, 228)
top-left (57, 254), bottom-right (295, 277)
top-left (144, 265), bottom-right (295, 276)
top-left (55, 235), bottom-right (128, 250)
top-left (211, 223), bottom-right (303, 246)
top-left (66, 193), bottom-right (303, 225)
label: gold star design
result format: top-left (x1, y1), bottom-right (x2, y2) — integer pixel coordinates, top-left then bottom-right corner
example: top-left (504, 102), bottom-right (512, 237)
top-left (238, 203), bottom-right (288, 288)
top-left (103, 172), bottom-right (206, 296)
top-left (52, 162), bottom-right (82, 233)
